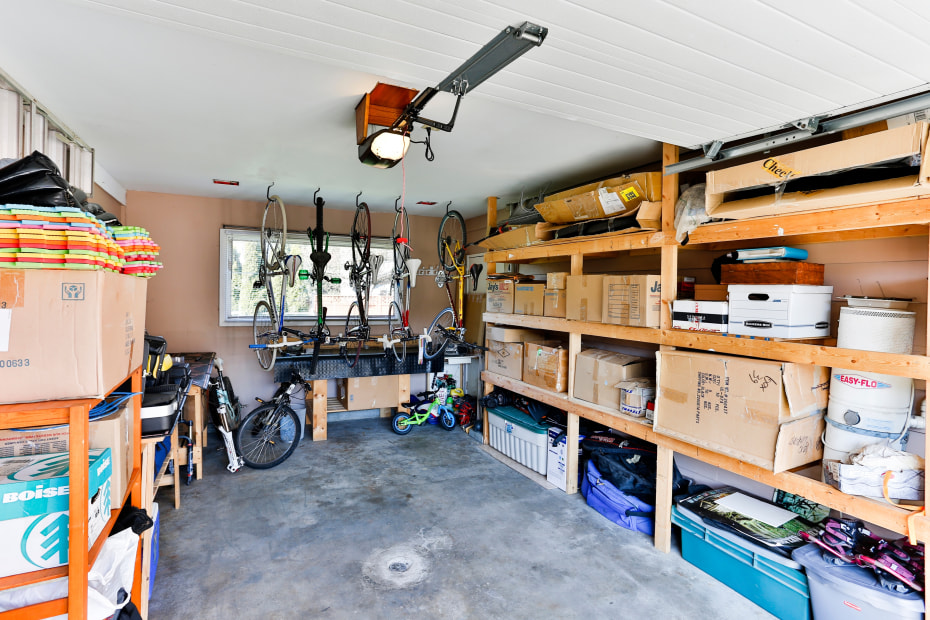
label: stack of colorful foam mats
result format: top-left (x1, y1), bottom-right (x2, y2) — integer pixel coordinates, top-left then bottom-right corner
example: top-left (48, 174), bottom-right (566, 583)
top-left (0, 204), bottom-right (124, 271)
top-left (109, 226), bottom-right (162, 277)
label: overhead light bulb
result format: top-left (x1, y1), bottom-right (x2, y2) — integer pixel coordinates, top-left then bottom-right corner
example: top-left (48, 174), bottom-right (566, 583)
top-left (358, 128), bottom-right (411, 168)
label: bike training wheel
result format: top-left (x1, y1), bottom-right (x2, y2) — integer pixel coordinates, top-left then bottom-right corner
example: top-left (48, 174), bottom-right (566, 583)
top-left (261, 196), bottom-right (287, 269)
top-left (235, 403), bottom-right (301, 469)
top-left (437, 210), bottom-right (466, 272)
top-left (423, 306), bottom-right (455, 360)
top-left (387, 301), bottom-right (407, 362)
top-left (342, 301), bottom-right (363, 367)
top-left (439, 409), bottom-right (456, 431)
top-left (352, 202), bottom-right (371, 265)
top-left (253, 300), bottom-right (277, 371)
top-left (391, 412), bottom-right (413, 435)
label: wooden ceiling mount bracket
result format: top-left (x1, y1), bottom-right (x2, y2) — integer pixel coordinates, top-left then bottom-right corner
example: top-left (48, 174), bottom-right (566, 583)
top-left (355, 82), bottom-right (419, 145)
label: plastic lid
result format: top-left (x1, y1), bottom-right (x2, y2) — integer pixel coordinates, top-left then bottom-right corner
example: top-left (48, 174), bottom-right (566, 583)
top-left (792, 544), bottom-right (924, 611)
top-left (674, 505), bottom-right (802, 570)
top-left (486, 406), bottom-right (550, 433)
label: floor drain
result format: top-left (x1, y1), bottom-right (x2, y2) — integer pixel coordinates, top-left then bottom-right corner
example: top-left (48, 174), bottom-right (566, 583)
top-left (363, 545), bottom-right (430, 588)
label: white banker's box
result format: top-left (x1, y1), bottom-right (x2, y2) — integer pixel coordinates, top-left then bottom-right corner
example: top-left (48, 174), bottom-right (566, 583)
top-left (727, 285), bottom-right (833, 339)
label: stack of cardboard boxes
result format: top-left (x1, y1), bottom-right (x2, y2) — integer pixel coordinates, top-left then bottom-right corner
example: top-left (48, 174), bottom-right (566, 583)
top-left (485, 326), bottom-right (569, 393)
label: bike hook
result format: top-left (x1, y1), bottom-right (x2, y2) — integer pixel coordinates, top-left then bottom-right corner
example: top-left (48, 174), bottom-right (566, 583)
top-left (445, 201), bottom-right (452, 215)
top-left (356, 191), bottom-right (363, 208)
top-left (313, 187), bottom-right (323, 208)
top-left (394, 196), bottom-right (402, 213)
top-left (266, 182), bottom-right (275, 200)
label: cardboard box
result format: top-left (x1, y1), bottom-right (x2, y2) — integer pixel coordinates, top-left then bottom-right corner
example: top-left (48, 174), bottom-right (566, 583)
top-left (546, 424), bottom-right (584, 492)
top-left (486, 279), bottom-right (514, 314)
top-left (654, 350), bottom-right (829, 471)
top-left (485, 326), bottom-right (542, 343)
top-left (694, 284), bottom-right (728, 301)
top-left (705, 123), bottom-right (930, 220)
top-left (602, 275), bottom-right (661, 327)
top-left (544, 289), bottom-right (567, 318)
top-left (573, 349), bottom-right (654, 408)
top-left (671, 300), bottom-right (729, 333)
top-left (0, 449), bottom-right (112, 577)
top-left (536, 175), bottom-right (648, 224)
top-left (486, 340), bottom-right (524, 381)
top-left (89, 405), bottom-right (133, 503)
top-left (0, 270), bottom-right (147, 404)
top-left (338, 376), bottom-right (399, 410)
top-left (543, 173), bottom-right (663, 204)
top-left (546, 272), bottom-right (569, 290)
top-left (618, 378), bottom-right (656, 418)
top-left (566, 275), bottom-right (604, 322)
top-left (513, 283), bottom-right (545, 316)
top-left (0, 427), bottom-right (69, 458)
top-left (523, 341), bottom-right (569, 393)
top-left (634, 201), bottom-right (662, 231)
top-left (0, 406), bottom-right (132, 501)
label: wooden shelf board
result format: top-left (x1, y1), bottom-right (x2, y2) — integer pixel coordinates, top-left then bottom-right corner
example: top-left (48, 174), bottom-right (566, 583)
top-left (484, 313), bottom-right (664, 345)
top-left (484, 230), bottom-right (664, 263)
top-left (485, 314), bottom-right (927, 379)
top-left (482, 370), bottom-right (914, 535)
top-left (686, 197), bottom-right (930, 246)
top-left (662, 330), bottom-right (930, 379)
top-left (0, 598), bottom-right (68, 620)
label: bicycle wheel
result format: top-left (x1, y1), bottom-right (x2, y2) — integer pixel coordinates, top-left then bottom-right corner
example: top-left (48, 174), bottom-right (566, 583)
top-left (235, 403), bottom-right (301, 469)
top-left (391, 412), bottom-right (413, 435)
top-left (342, 301), bottom-right (363, 367)
top-left (252, 300), bottom-right (277, 371)
top-left (393, 207), bottom-right (410, 266)
top-left (423, 306), bottom-right (455, 360)
top-left (439, 409), bottom-right (456, 431)
top-left (387, 300), bottom-right (406, 362)
top-left (261, 196), bottom-right (287, 269)
top-left (352, 202), bottom-right (371, 265)
top-left (437, 210), bottom-right (466, 271)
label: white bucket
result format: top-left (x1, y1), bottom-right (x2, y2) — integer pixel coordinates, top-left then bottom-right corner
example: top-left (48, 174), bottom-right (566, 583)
top-left (837, 307), bottom-right (915, 354)
top-left (822, 419), bottom-right (908, 462)
top-left (828, 369), bottom-right (914, 416)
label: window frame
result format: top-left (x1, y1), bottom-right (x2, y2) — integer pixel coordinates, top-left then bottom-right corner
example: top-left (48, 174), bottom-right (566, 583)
top-left (218, 227), bottom-right (393, 327)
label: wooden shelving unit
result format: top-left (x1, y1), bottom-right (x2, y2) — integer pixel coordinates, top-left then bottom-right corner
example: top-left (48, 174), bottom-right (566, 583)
top-left (0, 367), bottom-right (144, 620)
top-left (479, 143), bottom-right (930, 595)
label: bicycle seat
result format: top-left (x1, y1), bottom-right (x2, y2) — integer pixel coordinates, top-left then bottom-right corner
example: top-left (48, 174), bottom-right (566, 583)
top-left (469, 263), bottom-right (483, 291)
top-left (284, 255), bottom-right (303, 287)
top-left (310, 249), bottom-right (331, 269)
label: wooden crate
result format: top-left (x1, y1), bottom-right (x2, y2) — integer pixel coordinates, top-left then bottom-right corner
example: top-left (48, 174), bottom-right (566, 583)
top-left (721, 262), bottom-right (824, 285)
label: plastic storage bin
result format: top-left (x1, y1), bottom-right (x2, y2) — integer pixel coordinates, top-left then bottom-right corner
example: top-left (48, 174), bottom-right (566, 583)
top-left (486, 406), bottom-right (549, 474)
top-left (672, 506), bottom-right (811, 620)
top-left (793, 543), bottom-right (924, 619)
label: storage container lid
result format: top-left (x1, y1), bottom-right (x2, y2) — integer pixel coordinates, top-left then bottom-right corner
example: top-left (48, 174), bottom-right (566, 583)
top-left (487, 406), bottom-right (550, 433)
top-left (792, 544), bottom-right (924, 612)
top-left (674, 505), bottom-right (803, 570)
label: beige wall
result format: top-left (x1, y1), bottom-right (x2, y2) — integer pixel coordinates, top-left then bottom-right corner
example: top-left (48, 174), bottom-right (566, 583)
top-left (90, 183), bottom-right (126, 223)
top-left (125, 191), bottom-right (450, 404)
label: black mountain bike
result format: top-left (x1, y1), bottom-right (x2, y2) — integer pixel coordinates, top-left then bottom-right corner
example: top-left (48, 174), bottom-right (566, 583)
top-left (338, 194), bottom-right (382, 367)
top-left (234, 373), bottom-right (307, 469)
top-left (302, 188), bottom-right (341, 374)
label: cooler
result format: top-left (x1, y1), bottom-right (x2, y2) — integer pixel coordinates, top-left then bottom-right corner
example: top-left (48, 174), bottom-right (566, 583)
top-left (793, 543), bottom-right (924, 620)
top-left (672, 505), bottom-right (811, 620)
top-left (486, 406), bottom-right (549, 474)
top-left (141, 385), bottom-right (180, 435)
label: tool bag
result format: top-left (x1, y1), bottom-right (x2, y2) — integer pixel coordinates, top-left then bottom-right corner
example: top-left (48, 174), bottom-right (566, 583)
top-left (582, 458), bottom-right (656, 535)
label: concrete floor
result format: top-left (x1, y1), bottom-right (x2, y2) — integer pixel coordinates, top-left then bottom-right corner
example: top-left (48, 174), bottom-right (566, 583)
top-left (150, 418), bottom-right (775, 619)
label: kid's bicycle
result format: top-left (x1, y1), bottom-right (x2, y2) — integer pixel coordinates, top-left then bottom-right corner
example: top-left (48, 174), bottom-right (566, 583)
top-left (235, 372), bottom-right (306, 469)
top-left (392, 374), bottom-right (458, 434)
top-left (423, 204), bottom-right (486, 360)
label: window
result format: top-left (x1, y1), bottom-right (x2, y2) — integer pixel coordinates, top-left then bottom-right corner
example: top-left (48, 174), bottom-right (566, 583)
top-left (219, 228), bottom-right (393, 326)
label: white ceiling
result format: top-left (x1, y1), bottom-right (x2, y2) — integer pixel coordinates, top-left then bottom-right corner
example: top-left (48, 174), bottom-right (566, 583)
top-left (2, 0), bottom-right (929, 217)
